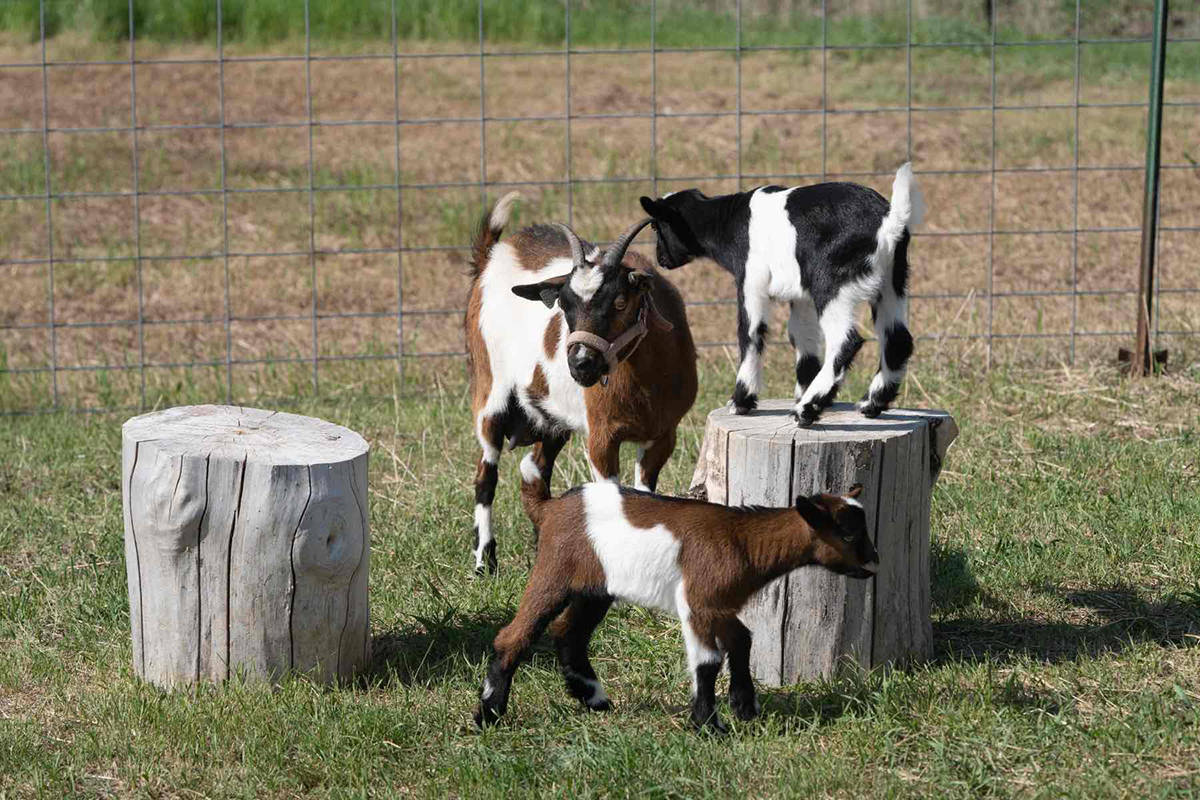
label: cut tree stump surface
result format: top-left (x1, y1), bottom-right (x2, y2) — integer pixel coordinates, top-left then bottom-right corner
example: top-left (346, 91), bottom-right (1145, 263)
top-left (691, 401), bottom-right (957, 686)
top-left (122, 405), bottom-right (370, 689)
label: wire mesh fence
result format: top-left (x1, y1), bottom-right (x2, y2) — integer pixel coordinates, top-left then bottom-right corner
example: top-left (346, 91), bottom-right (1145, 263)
top-left (0, 0), bottom-right (1198, 414)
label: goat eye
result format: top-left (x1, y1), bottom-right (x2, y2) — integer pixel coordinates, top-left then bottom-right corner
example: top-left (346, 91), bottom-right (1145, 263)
top-left (613, 296), bottom-right (627, 310)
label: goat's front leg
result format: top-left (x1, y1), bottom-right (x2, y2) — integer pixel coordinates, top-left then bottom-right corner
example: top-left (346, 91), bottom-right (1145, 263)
top-left (475, 573), bottom-right (571, 727)
top-left (528, 433), bottom-right (570, 542)
top-left (585, 432), bottom-right (621, 482)
top-left (634, 431), bottom-right (676, 492)
top-left (549, 595), bottom-right (615, 711)
top-left (794, 290), bottom-right (866, 426)
top-left (717, 617), bottom-right (758, 721)
top-left (858, 290), bottom-right (913, 418)
top-left (787, 298), bottom-right (822, 402)
top-left (730, 287), bottom-right (769, 415)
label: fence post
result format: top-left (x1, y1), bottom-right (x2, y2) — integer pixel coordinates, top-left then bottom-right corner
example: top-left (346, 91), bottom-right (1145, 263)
top-left (1132, 0), bottom-right (1169, 376)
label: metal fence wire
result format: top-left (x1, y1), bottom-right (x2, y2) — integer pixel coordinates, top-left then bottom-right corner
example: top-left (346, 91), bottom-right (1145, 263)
top-left (0, 0), bottom-right (1198, 414)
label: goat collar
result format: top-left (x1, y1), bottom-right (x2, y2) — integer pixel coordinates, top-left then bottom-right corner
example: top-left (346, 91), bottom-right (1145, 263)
top-left (565, 292), bottom-right (674, 378)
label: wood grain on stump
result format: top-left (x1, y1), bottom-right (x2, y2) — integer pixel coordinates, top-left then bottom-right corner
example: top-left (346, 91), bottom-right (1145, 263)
top-left (121, 405), bottom-right (370, 688)
top-left (691, 401), bottom-right (957, 686)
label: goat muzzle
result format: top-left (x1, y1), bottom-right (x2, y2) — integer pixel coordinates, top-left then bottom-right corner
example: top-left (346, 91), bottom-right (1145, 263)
top-left (565, 295), bottom-right (673, 387)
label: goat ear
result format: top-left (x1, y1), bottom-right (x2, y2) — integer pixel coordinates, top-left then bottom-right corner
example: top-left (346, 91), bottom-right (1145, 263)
top-left (640, 196), bottom-right (665, 218)
top-left (794, 494), bottom-right (829, 528)
top-left (512, 274), bottom-right (568, 309)
top-left (846, 483), bottom-right (863, 499)
top-left (626, 269), bottom-right (653, 290)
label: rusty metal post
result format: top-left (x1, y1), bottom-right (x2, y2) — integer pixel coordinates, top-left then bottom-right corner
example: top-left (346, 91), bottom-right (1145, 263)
top-left (1132, 0), bottom-right (1169, 376)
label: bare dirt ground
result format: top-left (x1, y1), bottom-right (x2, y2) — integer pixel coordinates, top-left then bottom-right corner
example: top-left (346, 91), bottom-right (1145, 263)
top-left (1, 33), bottom-right (1198, 410)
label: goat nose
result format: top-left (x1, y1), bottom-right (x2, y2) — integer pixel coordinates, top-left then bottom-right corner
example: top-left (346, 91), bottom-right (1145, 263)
top-left (569, 343), bottom-right (600, 368)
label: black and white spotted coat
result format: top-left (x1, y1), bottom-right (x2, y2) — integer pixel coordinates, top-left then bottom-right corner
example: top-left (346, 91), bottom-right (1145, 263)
top-left (640, 163), bottom-right (925, 425)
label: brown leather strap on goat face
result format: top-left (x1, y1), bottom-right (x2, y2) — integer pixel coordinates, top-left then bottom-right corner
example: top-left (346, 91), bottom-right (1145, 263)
top-left (565, 293), bottom-right (672, 371)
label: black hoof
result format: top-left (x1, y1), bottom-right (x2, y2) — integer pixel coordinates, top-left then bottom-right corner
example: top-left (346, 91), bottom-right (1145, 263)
top-left (474, 704), bottom-right (501, 728)
top-left (586, 698), bottom-right (613, 712)
top-left (730, 692), bottom-right (759, 721)
top-left (692, 715), bottom-right (729, 736)
top-left (858, 402), bottom-right (883, 419)
top-left (792, 405), bottom-right (820, 427)
top-left (730, 383), bottom-right (757, 415)
top-left (473, 540), bottom-right (498, 576)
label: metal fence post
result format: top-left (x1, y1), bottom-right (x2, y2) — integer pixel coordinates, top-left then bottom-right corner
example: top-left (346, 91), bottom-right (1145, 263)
top-left (1132, 0), bottom-right (1169, 376)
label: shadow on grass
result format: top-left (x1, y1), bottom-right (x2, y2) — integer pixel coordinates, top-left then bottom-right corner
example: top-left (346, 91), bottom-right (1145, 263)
top-left (366, 608), bottom-right (510, 688)
top-left (934, 585), bottom-right (1200, 665)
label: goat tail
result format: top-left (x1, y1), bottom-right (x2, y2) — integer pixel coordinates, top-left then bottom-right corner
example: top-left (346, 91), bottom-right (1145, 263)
top-left (518, 452), bottom-right (549, 525)
top-left (470, 190), bottom-right (521, 278)
top-left (880, 162), bottom-right (926, 246)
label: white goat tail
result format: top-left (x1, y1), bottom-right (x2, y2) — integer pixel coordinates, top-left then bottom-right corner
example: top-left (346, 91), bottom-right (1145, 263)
top-left (881, 163), bottom-right (925, 245)
top-left (489, 190), bottom-right (521, 234)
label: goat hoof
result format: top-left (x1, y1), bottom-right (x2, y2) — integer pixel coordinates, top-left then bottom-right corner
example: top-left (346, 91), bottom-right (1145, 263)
top-left (730, 693), bottom-right (760, 721)
top-left (792, 407), bottom-right (819, 427)
top-left (857, 399), bottom-right (884, 418)
top-left (474, 704), bottom-right (501, 728)
top-left (729, 384), bottom-right (757, 415)
top-left (586, 698), bottom-right (613, 713)
top-left (694, 717), bottom-right (729, 736)
top-left (473, 541), bottom-right (498, 576)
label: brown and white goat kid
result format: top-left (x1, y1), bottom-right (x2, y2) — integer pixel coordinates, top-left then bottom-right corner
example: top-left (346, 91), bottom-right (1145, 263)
top-left (465, 193), bottom-right (698, 574)
top-left (473, 454), bottom-right (878, 733)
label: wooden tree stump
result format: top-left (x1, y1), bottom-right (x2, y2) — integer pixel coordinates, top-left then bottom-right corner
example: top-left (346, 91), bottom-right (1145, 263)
top-left (691, 401), bottom-right (957, 686)
top-left (121, 405), bottom-right (370, 688)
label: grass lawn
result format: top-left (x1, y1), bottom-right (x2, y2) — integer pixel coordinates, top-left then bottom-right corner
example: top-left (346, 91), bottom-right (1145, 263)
top-left (2, 354), bottom-right (1199, 797)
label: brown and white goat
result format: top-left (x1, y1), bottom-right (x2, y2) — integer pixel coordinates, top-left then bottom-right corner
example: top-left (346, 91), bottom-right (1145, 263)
top-left (464, 193), bottom-right (698, 574)
top-left (473, 454), bottom-right (878, 733)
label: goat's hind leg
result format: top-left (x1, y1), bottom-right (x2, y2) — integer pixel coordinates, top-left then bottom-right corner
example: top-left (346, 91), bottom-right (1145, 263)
top-left (717, 617), bottom-right (758, 721)
top-left (794, 290), bottom-right (865, 426)
top-left (730, 287), bottom-right (769, 415)
top-left (858, 290), bottom-right (913, 418)
top-left (549, 595), bottom-right (615, 711)
top-left (787, 299), bottom-right (822, 402)
top-left (472, 412), bottom-right (506, 575)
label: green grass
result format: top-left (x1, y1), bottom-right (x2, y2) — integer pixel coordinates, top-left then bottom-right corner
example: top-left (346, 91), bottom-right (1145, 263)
top-left (2, 355), bottom-right (1199, 796)
top-left (4, 0), bottom-right (1198, 64)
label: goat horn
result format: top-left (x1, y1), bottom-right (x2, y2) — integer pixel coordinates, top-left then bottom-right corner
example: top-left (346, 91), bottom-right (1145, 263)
top-left (552, 222), bottom-right (586, 268)
top-left (602, 217), bottom-right (654, 270)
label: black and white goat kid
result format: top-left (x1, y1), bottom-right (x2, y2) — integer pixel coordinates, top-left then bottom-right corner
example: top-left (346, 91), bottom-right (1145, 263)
top-left (640, 163), bottom-right (925, 425)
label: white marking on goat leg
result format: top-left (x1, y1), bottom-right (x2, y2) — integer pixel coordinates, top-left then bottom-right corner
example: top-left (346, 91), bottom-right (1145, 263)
top-left (797, 279), bottom-right (877, 414)
top-left (519, 452), bottom-right (541, 484)
top-left (787, 299), bottom-right (822, 400)
top-left (473, 504), bottom-right (493, 570)
top-left (675, 583), bottom-right (721, 697)
top-left (474, 416), bottom-right (501, 465)
top-left (859, 291), bottom-right (910, 412)
top-left (565, 669), bottom-right (610, 708)
top-left (734, 289), bottom-right (770, 400)
top-left (481, 676), bottom-right (495, 700)
top-left (843, 496), bottom-right (863, 509)
top-left (633, 442), bottom-right (653, 492)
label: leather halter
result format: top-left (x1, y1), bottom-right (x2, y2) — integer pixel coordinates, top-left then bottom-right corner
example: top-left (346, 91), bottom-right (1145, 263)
top-left (565, 292), bottom-right (673, 373)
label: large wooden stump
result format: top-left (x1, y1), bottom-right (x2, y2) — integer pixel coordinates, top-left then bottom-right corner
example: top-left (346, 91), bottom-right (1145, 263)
top-left (121, 405), bottom-right (370, 688)
top-left (691, 401), bottom-right (957, 686)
